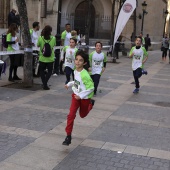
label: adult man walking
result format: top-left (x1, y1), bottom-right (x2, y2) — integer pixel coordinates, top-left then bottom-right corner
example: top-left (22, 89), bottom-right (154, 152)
top-left (144, 34), bottom-right (151, 51)
top-left (8, 9), bottom-right (20, 27)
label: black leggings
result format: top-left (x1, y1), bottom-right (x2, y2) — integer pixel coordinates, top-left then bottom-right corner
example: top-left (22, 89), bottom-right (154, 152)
top-left (162, 48), bottom-right (168, 58)
top-left (9, 54), bottom-right (19, 78)
top-left (91, 74), bottom-right (101, 94)
top-left (64, 66), bottom-right (74, 84)
top-left (133, 68), bottom-right (142, 89)
top-left (39, 61), bottom-right (53, 86)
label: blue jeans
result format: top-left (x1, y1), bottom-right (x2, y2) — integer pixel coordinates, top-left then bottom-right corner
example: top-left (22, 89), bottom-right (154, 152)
top-left (39, 61), bottom-right (53, 86)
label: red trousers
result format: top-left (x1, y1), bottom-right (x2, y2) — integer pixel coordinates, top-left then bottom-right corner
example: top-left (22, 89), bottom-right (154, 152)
top-left (65, 93), bottom-right (93, 135)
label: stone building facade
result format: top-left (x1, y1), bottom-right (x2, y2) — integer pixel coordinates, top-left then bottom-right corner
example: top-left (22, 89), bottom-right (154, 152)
top-left (0, 0), bottom-right (169, 48)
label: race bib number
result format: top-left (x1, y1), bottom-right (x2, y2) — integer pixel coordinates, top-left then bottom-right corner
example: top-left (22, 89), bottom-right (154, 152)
top-left (93, 60), bottom-right (102, 67)
top-left (134, 55), bottom-right (141, 60)
top-left (74, 79), bottom-right (81, 93)
top-left (66, 57), bottom-right (72, 63)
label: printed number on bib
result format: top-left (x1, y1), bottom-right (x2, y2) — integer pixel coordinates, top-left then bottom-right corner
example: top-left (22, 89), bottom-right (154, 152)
top-left (66, 57), bottom-right (72, 63)
top-left (74, 79), bottom-right (81, 93)
top-left (94, 60), bottom-right (102, 67)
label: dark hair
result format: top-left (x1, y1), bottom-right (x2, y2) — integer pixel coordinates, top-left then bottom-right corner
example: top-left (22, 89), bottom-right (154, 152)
top-left (75, 28), bottom-right (80, 35)
top-left (136, 36), bottom-right (142, 42)
top-left (70, 37), bottom-right (77, 44)
top-left (75, 50), bottom-right (89, 70)
top-left (65, 23), bottom-right (70, 27)
top-left (41, 25), bottom-right (52, 40)
top-left (32, 22), bottom-right (39, 28)
top-left (95, 41), bottom-right (103, 47)
top-left (7, 23), bottom-right (18, 36)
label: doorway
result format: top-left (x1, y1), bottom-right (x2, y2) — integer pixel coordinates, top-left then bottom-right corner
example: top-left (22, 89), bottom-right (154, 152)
top-left (74, 1), bottom-right (95, 38)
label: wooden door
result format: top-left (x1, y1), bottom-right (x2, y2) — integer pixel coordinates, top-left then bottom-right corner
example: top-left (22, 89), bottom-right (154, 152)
top-left (74, 1), bottom-right (95, 38)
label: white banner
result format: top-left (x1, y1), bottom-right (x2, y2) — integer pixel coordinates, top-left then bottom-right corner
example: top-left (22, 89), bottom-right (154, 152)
top-left (113, 0), bottom-right (136, 46)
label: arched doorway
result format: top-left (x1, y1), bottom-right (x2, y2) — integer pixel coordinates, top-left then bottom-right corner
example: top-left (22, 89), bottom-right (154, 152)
top-left (74, 1), bottom-right (95, 38)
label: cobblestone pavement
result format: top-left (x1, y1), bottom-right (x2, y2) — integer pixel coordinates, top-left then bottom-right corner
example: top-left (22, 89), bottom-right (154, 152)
top-left (0, 50), bottom-right (170, 170)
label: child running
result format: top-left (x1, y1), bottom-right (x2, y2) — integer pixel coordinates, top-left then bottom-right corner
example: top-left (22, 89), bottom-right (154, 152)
top-left (61, 38), bottom-right (78, 84)
top-left (63, 50), bottom-right (95, 146)
top-left (129, 36), bottom-right (148, 94)
top-left (89, 41), bottom-right (107, 96)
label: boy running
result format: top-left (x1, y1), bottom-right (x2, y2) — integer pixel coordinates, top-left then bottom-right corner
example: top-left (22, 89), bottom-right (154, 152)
top-left (63, 50), bottom-right (95, 146)
top-left (129, 36), bottom-right (148, 93)
top-left (60, 38), bottom-right (78, 84)
top-left (89, 42), bottom-right (107, 96)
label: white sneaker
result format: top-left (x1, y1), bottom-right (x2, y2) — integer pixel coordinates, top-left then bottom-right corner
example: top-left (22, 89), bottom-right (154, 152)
top-left (53, 73), bottom-right (58, 76)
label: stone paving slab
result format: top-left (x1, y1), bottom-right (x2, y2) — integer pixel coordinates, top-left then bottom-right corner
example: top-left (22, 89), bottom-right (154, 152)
top-left (30, 133), bottom-right (82, 152)
top-left (148, 149), bottom-right (170, 160)
top-left (49, 121), bottom-right (96, 140)
top-left (0, 162), bottom-right (42, 170)
top-left (102, 142), bottom-right (126, 152)
top-left (0, 107), bottom-right (66, 132)
top-left (0, 87), bottom-right (34, 101)
top-left (88, 119), bottom-right (170, 151)
top-left (99, 80), bottom-right (122, 89)
top-left (0, 132), bottom-right (35, 162)
top-left (27, 93), bottom-right (71, 109)
top-left (0, 125), bottom-right (45, 138)
top-left (80, 139), bottom-right (170, 161)
top-left (111, 103), bottom-right (170, 124)
top-left (5, 145), bottom-right (67, 170)
top-left (53, 146), bottom-right (170, 170)
top-left (147, 78), bottom-right (170, 85)
top-left (107, 75), bottom-right (132, 81)
top-left (141, 85), bottom-right (170, 95)
top-left (128, 92), bottom-right (170, 106)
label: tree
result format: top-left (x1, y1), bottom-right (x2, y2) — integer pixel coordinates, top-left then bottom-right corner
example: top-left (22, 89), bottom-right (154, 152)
top-left (16, 0), bottom-right (33, 87)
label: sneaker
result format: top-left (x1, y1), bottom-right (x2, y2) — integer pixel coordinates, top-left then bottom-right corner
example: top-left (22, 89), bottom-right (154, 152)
top-left (62, 135), bottom-right (72, 146)
top-left (8, 77), bottom-right (14, 82)
top-left (93, 92), bottom-right (97, 97)
top-left (91, 99), bottom-right (95, 106)
top-left (142, 69), bottom-right (148, 75)
top-left (133, 88), bottom-right (139, 94)
top-left (53, 73), bottom-right (58, 76)
top-left (13, 76), bottom-right (22, 80)
top-left (33, 74), bottom-right (39, 78)
top-left (43, 85), bottom-right (50, 90)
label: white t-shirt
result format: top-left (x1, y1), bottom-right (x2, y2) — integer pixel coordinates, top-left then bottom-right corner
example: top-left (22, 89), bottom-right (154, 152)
top-left (12, 36), bottom-right (19, 51)
top-left (89, 51), bottom-right (107, 75)
top-left (64, 32), bottom-right (71, 46)
top-left (31, 30), bottom-right (39, 47)
top-left (129, 46), bottom-right (148, 70)
top-left (63, 46), bottom-right (78, 69)
top-left (67, 69), bottom-right (94, 99)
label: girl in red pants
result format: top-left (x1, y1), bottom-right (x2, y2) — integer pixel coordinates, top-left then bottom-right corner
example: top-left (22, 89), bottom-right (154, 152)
top-left (63, 50), bottom-right (95, 146)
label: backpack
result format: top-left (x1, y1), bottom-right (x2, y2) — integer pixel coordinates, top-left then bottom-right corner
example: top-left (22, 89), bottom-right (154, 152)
top-left (2, 34), bottom-right (8, 48)
top-left (41, 37), bottom-right (52, 57)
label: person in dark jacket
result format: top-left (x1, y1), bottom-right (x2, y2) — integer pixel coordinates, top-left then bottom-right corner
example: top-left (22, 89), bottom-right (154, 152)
top-left (144, 34), bottom-right (151, 51)
top-left (8, 9), bottom-right (20, 27)
top-left (52, 34), bottom-right (61, 76)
